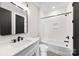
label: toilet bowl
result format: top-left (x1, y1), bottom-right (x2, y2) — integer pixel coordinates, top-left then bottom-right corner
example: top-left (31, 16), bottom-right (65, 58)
top-left (39, 44), bottom-right (48, 56)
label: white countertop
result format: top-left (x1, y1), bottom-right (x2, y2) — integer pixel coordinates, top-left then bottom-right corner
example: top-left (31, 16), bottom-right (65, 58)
top-left (0, 37), bottom-right (39, 56)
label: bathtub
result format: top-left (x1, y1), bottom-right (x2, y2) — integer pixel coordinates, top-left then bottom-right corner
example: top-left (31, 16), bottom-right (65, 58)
top-left (41, 40), bottom-right (73, 56)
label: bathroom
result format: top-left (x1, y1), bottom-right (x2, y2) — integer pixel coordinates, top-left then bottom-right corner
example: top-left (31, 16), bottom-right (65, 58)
top-left (0, 1), bottom-right (78, 56)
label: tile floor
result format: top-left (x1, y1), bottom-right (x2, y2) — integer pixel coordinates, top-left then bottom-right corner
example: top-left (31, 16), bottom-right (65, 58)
top-left (47, 50), bottom-right (61, 56)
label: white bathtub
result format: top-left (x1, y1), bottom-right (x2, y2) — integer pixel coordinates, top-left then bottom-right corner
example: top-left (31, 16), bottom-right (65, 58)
top-left (41, 40), bottom-right (73, 56)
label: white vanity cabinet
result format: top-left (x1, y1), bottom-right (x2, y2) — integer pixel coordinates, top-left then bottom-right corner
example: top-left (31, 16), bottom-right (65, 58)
top-left (14, 40), bottom-right (39, 56)
top-left (0, 37), bottom-right (40, 56)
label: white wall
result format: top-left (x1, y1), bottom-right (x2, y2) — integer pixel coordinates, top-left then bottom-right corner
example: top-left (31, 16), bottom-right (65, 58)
top-left (0, 2), bottom-right (39, 43)
top-left (40, 8), bottom-right (67, 18)
top-left (66, 2), bottom-right (73, 49)
top-left (40, 2), bottom-right (73, 48)
top-left (27, 2), bottom-right (40, 37)
top-left (40, 11), bottom-right (67, 47)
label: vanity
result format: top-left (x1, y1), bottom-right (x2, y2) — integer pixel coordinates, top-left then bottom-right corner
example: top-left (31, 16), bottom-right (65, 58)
top-left (0, 37), bottom-right (40, 56)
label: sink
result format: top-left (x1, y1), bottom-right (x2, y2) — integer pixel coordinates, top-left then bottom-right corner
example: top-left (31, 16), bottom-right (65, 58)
top-left (10, 39), bottom-right (32, 48)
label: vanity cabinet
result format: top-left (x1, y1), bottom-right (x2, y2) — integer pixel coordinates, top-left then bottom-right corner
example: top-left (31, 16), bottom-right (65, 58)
top-left (0, 7), bottom-right (11, 35)
top-left (14, 40), bottom-right (39, 56)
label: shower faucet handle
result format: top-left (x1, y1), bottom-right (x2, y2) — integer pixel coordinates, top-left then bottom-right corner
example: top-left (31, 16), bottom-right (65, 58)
top-left (64, 40), bottom-right (69, 43)
top-left (66, 36), bottom-right (69, 39)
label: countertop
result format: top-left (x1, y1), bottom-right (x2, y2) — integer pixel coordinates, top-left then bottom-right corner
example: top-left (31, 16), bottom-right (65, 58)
top-left (0, 37), bottom-right (39, 56)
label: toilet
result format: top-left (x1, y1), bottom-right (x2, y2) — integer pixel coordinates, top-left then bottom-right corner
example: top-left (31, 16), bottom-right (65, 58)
top-left (39, 44), bottom-right (48, 56)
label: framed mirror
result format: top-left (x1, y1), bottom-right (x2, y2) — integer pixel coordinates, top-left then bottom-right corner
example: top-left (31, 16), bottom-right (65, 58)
top-left (0, 7), bottom-right (11, 35)
top-left (16, 14), bottom-right (24, 34)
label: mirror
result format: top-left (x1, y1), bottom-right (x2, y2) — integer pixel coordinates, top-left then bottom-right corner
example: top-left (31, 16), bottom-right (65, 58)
top-left (0, 7), bottom-right (11, 35)
top-left (16, 14), bottom-right (24, 34)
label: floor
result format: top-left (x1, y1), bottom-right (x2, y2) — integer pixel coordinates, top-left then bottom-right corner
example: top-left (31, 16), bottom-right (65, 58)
top-left (39, 50), bottom-right (61, 56)
top-left (47, 50), bottom-right (61, 56)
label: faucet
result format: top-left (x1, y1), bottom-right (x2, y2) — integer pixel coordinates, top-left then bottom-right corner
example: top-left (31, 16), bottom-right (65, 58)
top-left (11, 39), bottom-right (16, 43)
top-left (11, 36), bottom-right (24, 43)
top-left (18, 36), bottom-right (24, 41)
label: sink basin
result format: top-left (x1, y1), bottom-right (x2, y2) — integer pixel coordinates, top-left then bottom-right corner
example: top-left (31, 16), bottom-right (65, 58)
top-left (10, 39), bottom-right (32, 48)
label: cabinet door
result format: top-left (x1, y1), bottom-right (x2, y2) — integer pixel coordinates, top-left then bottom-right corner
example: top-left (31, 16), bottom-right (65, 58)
top-left (0, 7), bottom-right (11, 35)
top-left (16, 14), bottom-right (24, 34)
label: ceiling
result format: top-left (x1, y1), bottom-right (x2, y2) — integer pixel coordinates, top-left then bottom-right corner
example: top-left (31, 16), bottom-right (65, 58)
top-left (33, 2), bottom-right (69, 13)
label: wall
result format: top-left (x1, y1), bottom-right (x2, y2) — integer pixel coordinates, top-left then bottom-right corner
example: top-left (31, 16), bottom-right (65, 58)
top-left (40, 7), bottom-right (67, 18)
top-left (27, 2), bottom-right (40, 37)
top-left (0, 2), bottom-right (39, 43)
top-left (40, 2), bottom-right (73, 48)
top-left (66, 2), bottom-right (73, 49)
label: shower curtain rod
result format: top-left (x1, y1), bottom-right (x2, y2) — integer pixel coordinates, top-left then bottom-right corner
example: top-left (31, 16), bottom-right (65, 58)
top-left (40, 12), bottom-right (72, 19)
